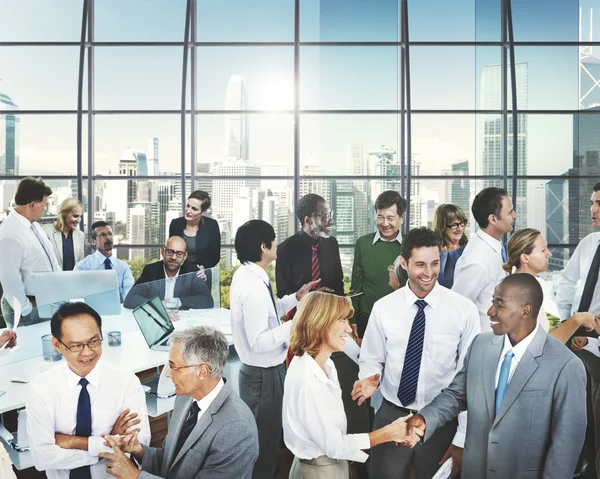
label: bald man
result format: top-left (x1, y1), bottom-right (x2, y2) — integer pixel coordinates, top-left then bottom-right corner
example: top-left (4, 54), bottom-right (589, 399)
top-left (407, 274), bottom-right (587, 479)
top-left (123, 236), bottom-right (214, 310)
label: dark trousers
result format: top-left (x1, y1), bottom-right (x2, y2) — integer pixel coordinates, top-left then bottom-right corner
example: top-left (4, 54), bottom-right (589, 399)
top-left (371, 399), bottom-right (457, 479)
top-left (239, 362), bottom-right (285, 479)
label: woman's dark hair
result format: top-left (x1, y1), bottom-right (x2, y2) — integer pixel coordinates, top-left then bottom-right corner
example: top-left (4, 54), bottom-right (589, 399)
top-left (235, 219), bottom-right (276, 263)
top-left (51, 302), bottom-right (102, 340)
top-left (188, 190), bottom-right (211, 212)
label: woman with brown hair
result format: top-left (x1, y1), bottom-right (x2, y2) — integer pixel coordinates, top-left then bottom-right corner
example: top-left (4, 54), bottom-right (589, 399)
top-left (432, 203), bottom-right (468, 288)
top-left (42, 198), bottom-right (86, 271)
top-left (504, 228), bottom-right (598, 342)
top-left (282, 292), bottom-right (420, 479)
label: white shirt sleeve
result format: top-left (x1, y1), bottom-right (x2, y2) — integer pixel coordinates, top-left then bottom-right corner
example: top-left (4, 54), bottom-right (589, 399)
top-left (358, 306), bottom-right (385, 380)
top-left (121, 264), bottom-right (135, 301)
top-left (297, 382), bottom-right (371, 462)
top-left (0, 236), bottom-right (33, 315)
top-left (452, 262), bottom-right (488, 305)
top-left (556, 242), bottom-right (584, 321)
top-left (27, 383), bottom-right (99, 471)
top-left (242, 288), bottom-right (295, 353)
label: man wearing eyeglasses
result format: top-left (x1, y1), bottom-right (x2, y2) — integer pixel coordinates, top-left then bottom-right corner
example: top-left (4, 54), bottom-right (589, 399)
top-left (75, 221), bottom-right (135, 303)
top-left (27, 302), bottom-right (150, 479)
top-left (123, 236), bottom-right (214, 310)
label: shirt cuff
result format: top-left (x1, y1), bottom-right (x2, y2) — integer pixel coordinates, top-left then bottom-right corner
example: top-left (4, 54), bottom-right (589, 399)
top-left (88, 436), bottom-right (111, 456)
top-left (354, 433), bottom-right (371, 451)
top-left (583, 338), bottom-right (600, 358)
top-left (451, 430), bottom-right (465, 448)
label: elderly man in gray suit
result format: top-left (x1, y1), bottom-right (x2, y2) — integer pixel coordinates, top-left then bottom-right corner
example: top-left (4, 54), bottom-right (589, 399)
top-left (408, 273), bottom-right (587, 479)
top-left (99, 326), bottom-right (259, 479)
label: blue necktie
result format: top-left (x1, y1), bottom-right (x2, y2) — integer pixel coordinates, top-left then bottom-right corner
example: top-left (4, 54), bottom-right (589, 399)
top-left (397, 299), bottom-right (428, 406)
top-left (495, 350), bottom-right (514, 415)
top-left (501, 243), bottom-right (508, 263)
top-left (70, 378), bottom-right (91, 479)
top-left (104, 258), bottom-right (112, 270)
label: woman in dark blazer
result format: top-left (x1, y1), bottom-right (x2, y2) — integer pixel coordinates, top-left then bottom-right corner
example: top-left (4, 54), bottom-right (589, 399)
top-left (432, 203), bottom-right (468, 289)
top-left (169, 190), bottom-right (221, 269)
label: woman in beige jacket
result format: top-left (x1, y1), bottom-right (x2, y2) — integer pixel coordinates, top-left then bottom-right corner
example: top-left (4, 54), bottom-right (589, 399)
top-left (42, 198), bottom-right (86, 271)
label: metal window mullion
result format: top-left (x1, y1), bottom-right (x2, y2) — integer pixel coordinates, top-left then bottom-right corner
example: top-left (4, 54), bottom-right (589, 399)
top-left (87, 0), bottom-right (94, 233)
top-left (402, 0), bottom-right (413, 228)
top-left (399, 0), bottom-right (405, 201)
top-left (293, 0), bottom-right (300, 230)
top-left (190, 0), bottom-right (197, 193)
top-left (507, 0), bottom-right (518, 213)
top-left (181, 0), bottom-right (192, 212)
top-left (77, 0), bottom-right (88, 207)
top-left (501, 0), bottom-right (508, 194)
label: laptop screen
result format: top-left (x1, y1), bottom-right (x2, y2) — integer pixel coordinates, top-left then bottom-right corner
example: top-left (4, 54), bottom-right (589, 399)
top-left (132, 296), bottom-right (174, 347)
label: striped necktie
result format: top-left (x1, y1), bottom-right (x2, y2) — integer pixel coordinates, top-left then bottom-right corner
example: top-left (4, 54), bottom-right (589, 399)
top-left (311, 244), bottom-right (320, 282)
top-left (397, 299), bottom-right (428, 406)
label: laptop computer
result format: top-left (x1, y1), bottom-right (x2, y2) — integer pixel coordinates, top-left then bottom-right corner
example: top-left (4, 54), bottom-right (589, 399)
top-left (132, 296), bottom-right (175, 351)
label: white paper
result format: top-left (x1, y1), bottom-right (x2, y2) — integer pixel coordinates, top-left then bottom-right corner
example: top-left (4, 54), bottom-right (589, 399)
top-left (431, 458), bottom-right (453, 479)
top-left (12, 296), bottom-right (21, 331)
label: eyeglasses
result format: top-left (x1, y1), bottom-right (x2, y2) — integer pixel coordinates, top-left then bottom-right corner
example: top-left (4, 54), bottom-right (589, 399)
top-left (164, 248), bottom-right (186, 258)
top-left (387, 265), bottom-right (395, 272)
top-left (168, 363), bottom-right (203, 372)
top-left (447, 222), bottom-right (466, 230)
top-left (58, 336), bottom-right (103, 353)
top-left (96, 232), bottom-right (113, 238)
top-left (314, 210), bottom-right (334, 221)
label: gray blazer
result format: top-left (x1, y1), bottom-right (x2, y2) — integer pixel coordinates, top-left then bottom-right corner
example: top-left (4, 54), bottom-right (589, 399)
top-left (139, 381), bottom-right (258, 479)
top-left (42, 224), bottom-right (86, 269)
top-left (420, 328), bottom-right (587, 479)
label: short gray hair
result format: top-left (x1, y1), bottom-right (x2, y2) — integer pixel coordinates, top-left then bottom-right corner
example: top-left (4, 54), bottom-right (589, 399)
top-left (169, 326), bottom-right (228, 378)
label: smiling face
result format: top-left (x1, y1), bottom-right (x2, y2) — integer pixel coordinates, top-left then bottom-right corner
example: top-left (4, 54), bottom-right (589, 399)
top-left (376, 204), bottom-right (403, 241)
top-left (443, 217), bottom-right (466, 246)
top-left (306, 201), bottom-right (334, 239)
top-left (63, 206), bottom-right (83, 231)
top-left (591, 190), bottom-right (600, 227)
top-left (52, 314), bottom-right (103, 377)
top-left (401, 246), bottom-right (440, 298)
top-left (161, 236), bottom-right (188, 273)
top-left (324, 318), bottom-right (352, 353)
top-left (487, 283), bottom-right (530, 337)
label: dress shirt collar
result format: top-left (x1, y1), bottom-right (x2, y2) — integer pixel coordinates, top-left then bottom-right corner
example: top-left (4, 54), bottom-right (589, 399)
top-left (373, 230), bottom-right (402, 245)
top-left (243, 261), bottom-right (270, 284)
top-left (93, 249), bottom-right (114, 265)
top-left (476, 229), bottom-right (503, 255)
top-left (500, 323), bottom-right (540, 363)
top-left (297, 352), bottom-right (335, 385)
top-left (196, 378), bottom-right (224, 412)
top-left (403, 281), bottom-right (441, 311)
top-left (163, 265), bottom-right (180, 281)
top-left (10, 208), bottom-right (33, 229)
top-left (63, 357), bottom-right (103, 390)
top-left (299, 229), bottom-right (320, 246)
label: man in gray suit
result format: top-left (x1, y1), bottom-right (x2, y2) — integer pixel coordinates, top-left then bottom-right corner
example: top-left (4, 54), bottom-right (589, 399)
top-left (407, 274), bottom-right (587, 479)
top-left (99, 326), bottom-right (259, 479)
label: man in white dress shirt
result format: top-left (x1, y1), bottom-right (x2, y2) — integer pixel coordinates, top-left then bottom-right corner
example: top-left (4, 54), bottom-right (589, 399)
top-left (352, 227), bottom-right (480, 478)
top-left (230, 219), bottom-right (317, 479)
top-left (453, 187), bottom-right (516, 331)
top-left (27, 302), bottom-right (150, 479)
top-left (75, 222), bottom-right (135, 303)
top-left (0, 177), bottom-right (59, 326)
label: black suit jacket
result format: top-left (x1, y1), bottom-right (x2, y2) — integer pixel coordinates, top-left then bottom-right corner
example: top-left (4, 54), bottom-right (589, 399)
top-left (169, 216), bottom-right (221, 269)
top-left (276, 231), bottom-right (344, 298)
top-left (123, 260), bottom-right (214, 310)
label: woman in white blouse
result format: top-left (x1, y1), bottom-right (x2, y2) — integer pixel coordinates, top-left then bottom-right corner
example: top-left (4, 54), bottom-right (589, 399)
top-left (283, 292), bottom-right (420, 479)
top-left (503, 228), bottom-right (598, 342)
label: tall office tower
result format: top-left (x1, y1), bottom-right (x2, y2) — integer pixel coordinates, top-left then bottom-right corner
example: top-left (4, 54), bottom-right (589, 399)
top-left (157, 182), bottom-right (174, 244)
top-left (299, 154), bottom-right (332, 217)
top-left (579, 7), bottom-right (600, 109)
top-left (367, 146), bottom-right (400, 231)
top-left (409, 156), bottom-right (425, 228)
top-left (128, 202), bottom-right (160, 261)
top-left (450, 160), bottom-right (470, 218)
top-left (225, 75), bottom-right (249, 161)
top-left (0, 88), bottom-right (19, 176)
top-left (135, 151), bottom-right (148, 177)
top-left (348, 144), bottom-right (368, 238)
top-left (529, 182), bottom-right (546, 234)
top-left (119, 148), bottom-right (139, 203)
top-left (481, 63), bottom-right (528, 230)
top-left (270, 189), bottom-right (292, 239)
top-left (546, 175), bottom-right (569, 271)
top-left (196, 162), bottom-right (213, 197)
top-left (147, 137), bottom-right (159, 176)
top-left (232, 187), bottom-right (253, 236)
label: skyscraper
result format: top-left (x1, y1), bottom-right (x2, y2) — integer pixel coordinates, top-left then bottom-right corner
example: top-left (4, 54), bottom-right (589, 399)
top-left (147, 137), bottom-right (159, 176)
top-left (225, 75), bottom-right (249, 161)
top-left (0, 87), bottom-right (19, 176)
top-left (119, 148), bottom-right (139, 203)
top-left (546, 175), bottom-right (569, 271)
top-left (450, 160), bottom-right (470, 217)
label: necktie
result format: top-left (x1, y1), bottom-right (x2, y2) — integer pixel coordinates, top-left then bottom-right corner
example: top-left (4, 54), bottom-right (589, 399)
top-left (31, 224), bottom-right (55, 271)
top-left (501, 242), bottom-right (508, 263)
top-left (174, 402), bottom-right (200, 458)
top-left (397, 299), bottom-right (428, 406)
top-left (311, 244), bottom-right (320, 283)
top-left (104, 258), bottom-right (113, 270)
top-left (495, 350), bottom-right (514, 415)
top-left (70, 378), bottom-right (92, 479)
top-left (578, 242), bottom-right (600, 313)
top-left (266, 282), bottom-right (280, 326)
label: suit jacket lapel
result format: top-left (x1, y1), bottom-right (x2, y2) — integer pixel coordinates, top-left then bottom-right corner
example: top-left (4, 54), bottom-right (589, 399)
top-left (163, 396), bottom-right (192, 473)
top-left (492, 328), bottom-right (546, 426)
top-left (483, 334), bottom-right (504, 421)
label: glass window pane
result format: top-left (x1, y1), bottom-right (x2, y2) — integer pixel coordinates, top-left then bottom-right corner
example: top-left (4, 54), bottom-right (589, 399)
top-left (197, 113), bottom-right (293, 171)
top-left (95, 0), bottom-right (187, 42)
top-left (94, 115), bottom-right (181, 175)
top-left (0, 47), bottom-right (79, 109)
top-left (300, 0), bottom-right (399, 42)
top-left (197, 47), bottom-right (294, 110)
top-left (301, 47), bottom-right (399, 110)
top-left (512, 0), bottom-right (579, 42)
top-left (409, 0), bottom-right (475, 41)
top-left (197, 0), bottom-right (294, 42)
top-left (95, 47), bottom-right (183, 110)
top-left (300, 114), bottom-right (399, 175)
top-left (521, 114), bottom-right (573, 176)
top-left (0, 0), bottom-right (83, 41)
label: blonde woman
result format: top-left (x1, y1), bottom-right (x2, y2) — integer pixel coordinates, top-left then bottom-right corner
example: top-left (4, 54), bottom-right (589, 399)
top-left (42, 198), bottom-right (85, 271)
top-left (504, 228), bottom-right (598, 342)
top-left (283, 292), bottom-right (420, 479)
top-left (432, 203), bottom-right (468, 288)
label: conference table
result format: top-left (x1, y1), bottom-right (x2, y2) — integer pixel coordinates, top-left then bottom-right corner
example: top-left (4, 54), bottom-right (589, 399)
top-left (0, 305), bottom-right (236, 470)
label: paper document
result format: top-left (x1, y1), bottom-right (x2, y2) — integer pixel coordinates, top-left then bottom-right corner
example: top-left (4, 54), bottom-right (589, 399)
top-left (431, 458), bottom-right (452, 479)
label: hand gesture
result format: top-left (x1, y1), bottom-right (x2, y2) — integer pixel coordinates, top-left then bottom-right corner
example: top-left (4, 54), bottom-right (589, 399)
top-left (406, 413), bottom-right (426, 437)
top-left (572, 336), bottom-right (588, 351)
top-left (387, 414), bottom-right (423, 448)
top-left (439, 444), bottom-right (464, 476)
top-left (351, 373), bottom-right (380, 406)
top-left (573, 312), bottom-right (595, 331)
top-left (110, 409), bottom-right (141, 436)
top-left (98, 435), bottom-right (141, 479)
top-left (350, 324), bottom-right (362, 346)
top-left (196, 265), bottom-right (207, 281)
top-left (0, 330), bottom-right (16, 349)
top-left (295, 279), bottom-right (321, 301)
top-left (102, 431), bottom-right (143, 458)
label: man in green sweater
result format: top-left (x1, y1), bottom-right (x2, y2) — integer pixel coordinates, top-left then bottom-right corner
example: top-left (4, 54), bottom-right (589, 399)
top-left (351, 190), bottom-right (408, 343)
